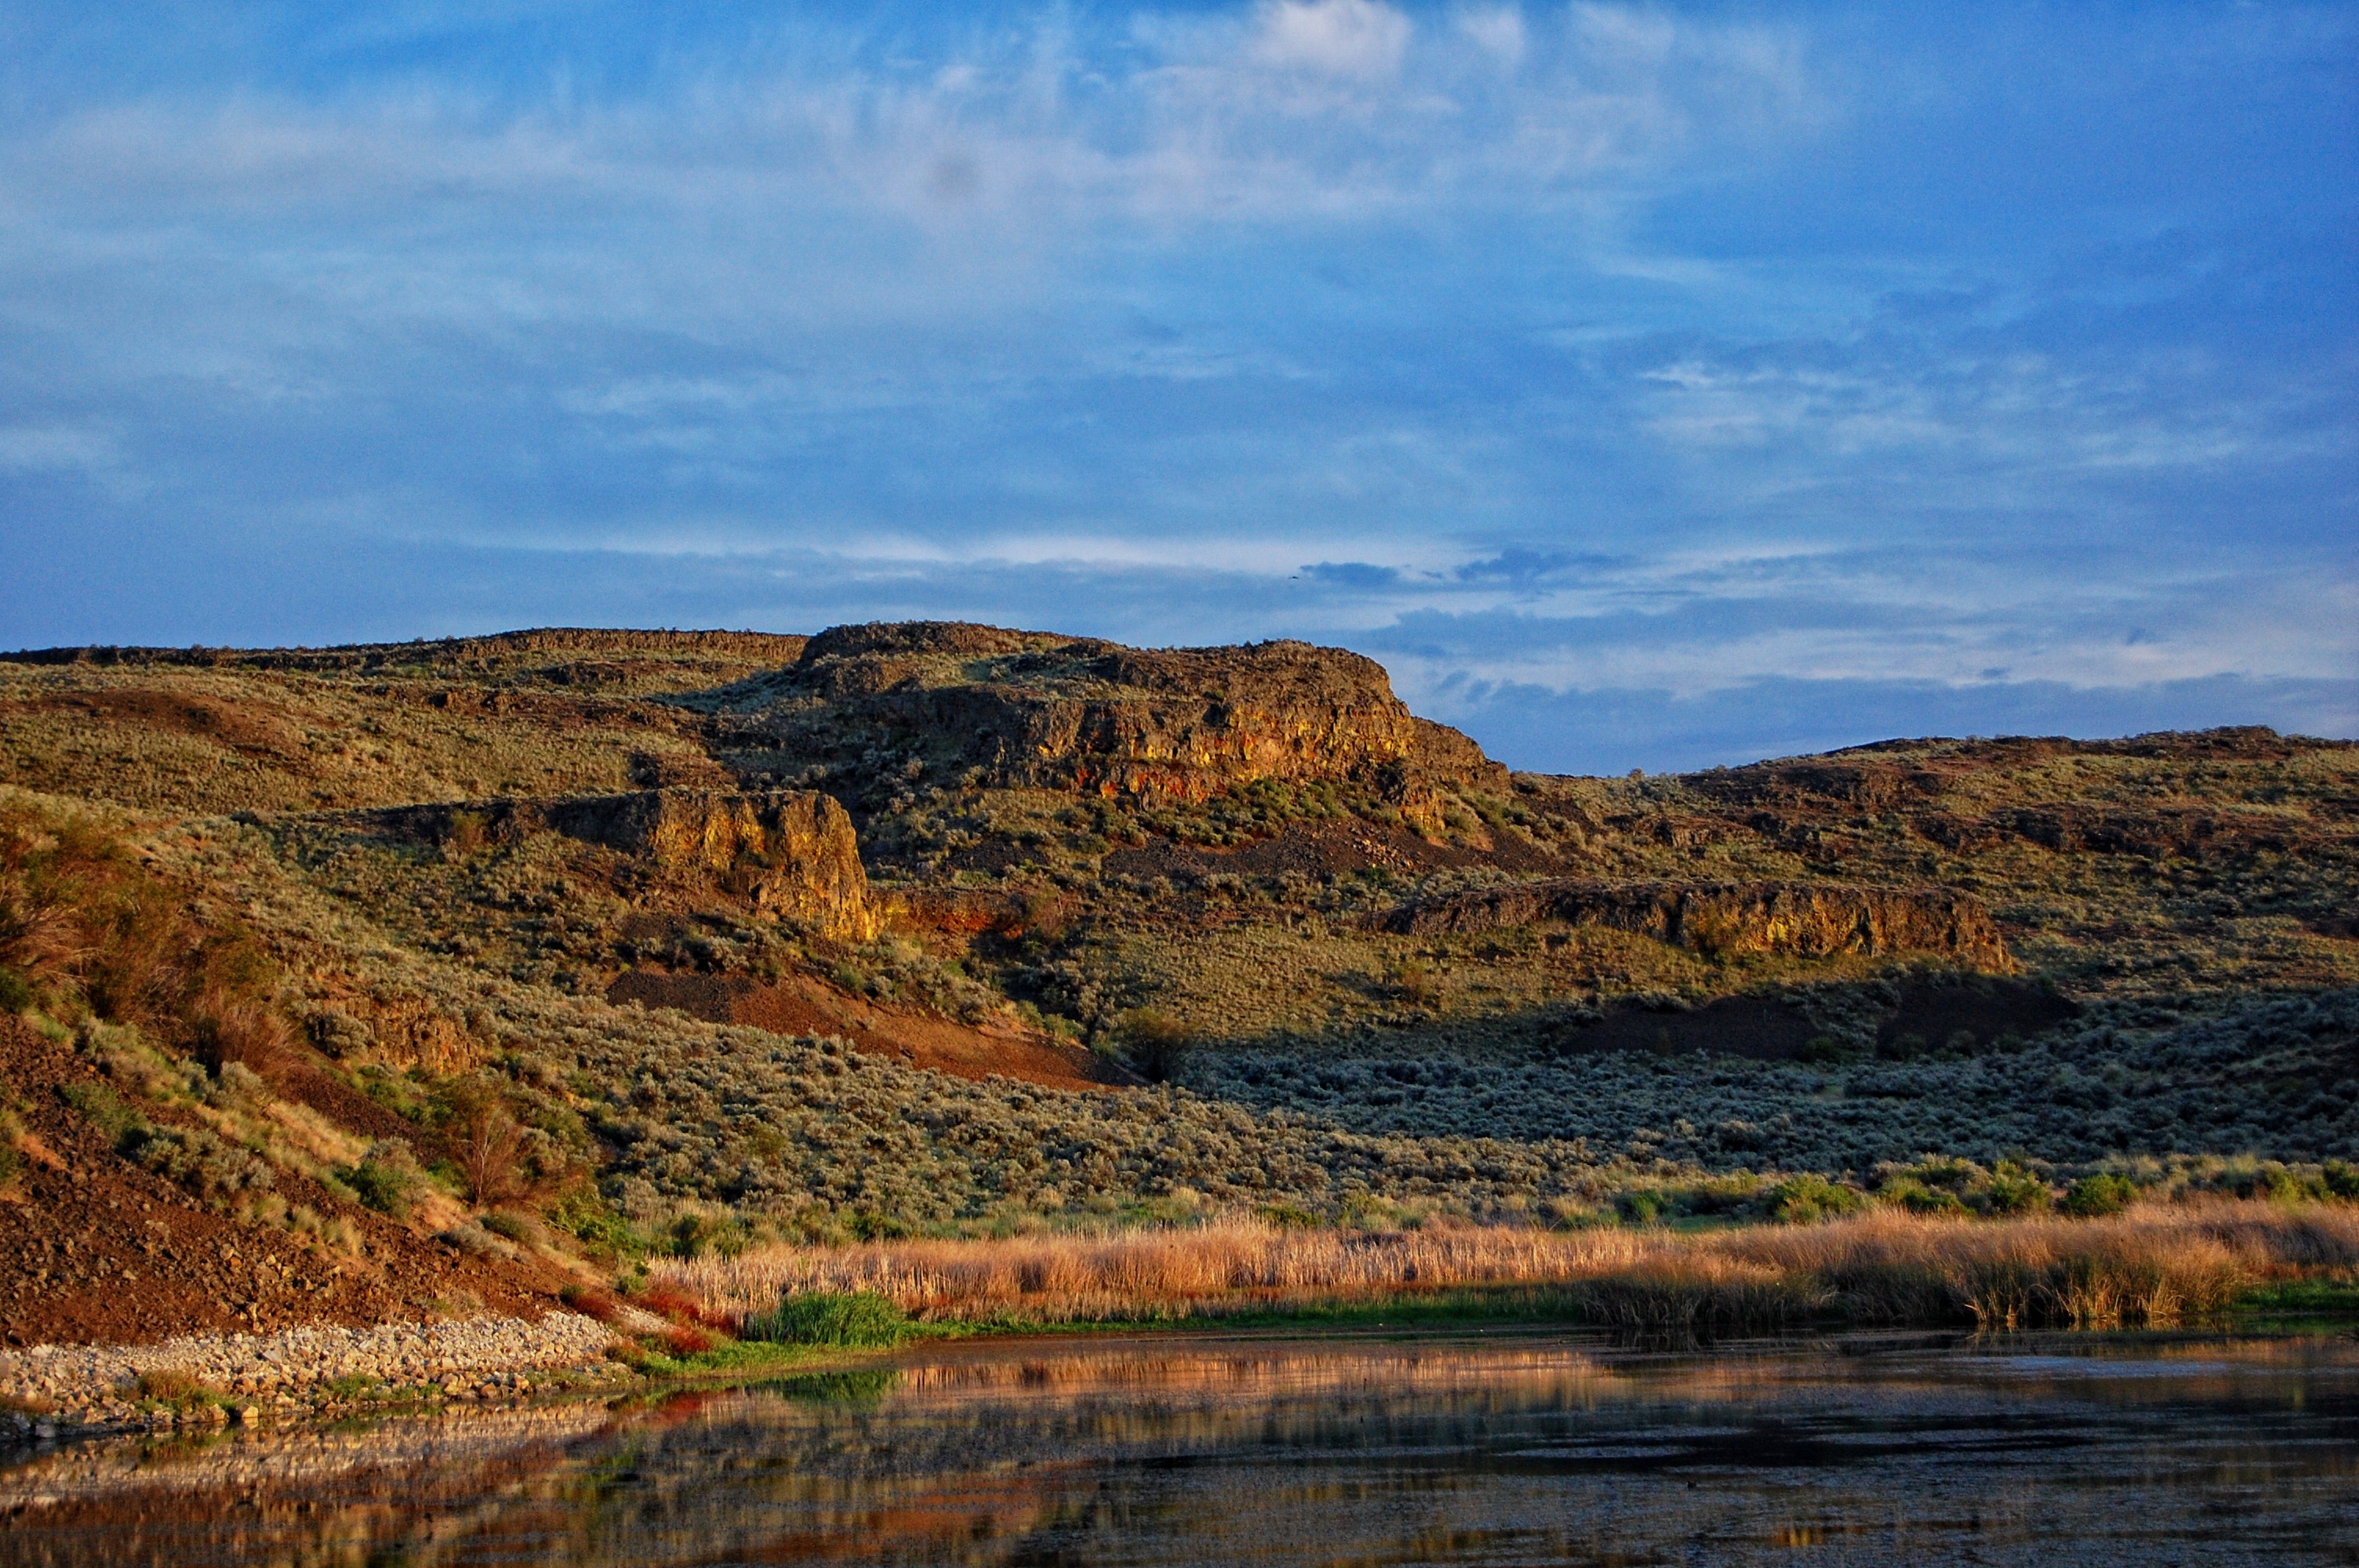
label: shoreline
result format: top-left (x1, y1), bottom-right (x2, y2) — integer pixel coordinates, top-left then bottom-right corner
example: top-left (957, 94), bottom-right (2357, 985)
top-left (6, 1275), bottom-right (2355, 1451)
top-left (0, 1312), bottom-right (627, 1442)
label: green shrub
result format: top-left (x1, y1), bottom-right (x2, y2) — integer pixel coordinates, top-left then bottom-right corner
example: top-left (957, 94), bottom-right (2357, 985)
top-left (671, 1211), bottom-right (751, 1258)
top-left (2060, 1173), bottom-right (2138, 1218)
top-left (1115, 1007), bottom-right (1195, 1083)
top-left (1881, 1178), bottom-right (1968, 1215)
top-left (1763, 1174), bottom-right (1865, 1224)
top-left (0, 967), bottom-right (34, 1013)
top-left (1984, 1161), bottom-right (2054, 1215)
top-left (742, 1290), bottom-right (911, 1348)
top-left (2257, 1165), bottom-right (2315, 1204)
top-left (1615, 1189), bottom-right (1664, 1225)
top-left (342, 1139), bottom-right (424, 1219)
top-left (2322, 1160), bottom-right (2359, 1200)
top-left (58, 1081), bottom-right (145, 1146)
top-left (1799, 1035), bottom-right (1857, 1065)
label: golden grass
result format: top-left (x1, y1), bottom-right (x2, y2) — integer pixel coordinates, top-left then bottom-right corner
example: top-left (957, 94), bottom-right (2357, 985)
top-left (653, 1200), bottom-right (2359, 1335)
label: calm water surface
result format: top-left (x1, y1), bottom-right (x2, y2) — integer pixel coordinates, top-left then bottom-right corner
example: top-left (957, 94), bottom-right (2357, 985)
top-left (2, 1330), bottom-right (2354, 1566)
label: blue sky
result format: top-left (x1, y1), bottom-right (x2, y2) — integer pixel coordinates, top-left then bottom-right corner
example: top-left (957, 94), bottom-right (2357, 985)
top-left (2, 2), bottom-right (2351, 772)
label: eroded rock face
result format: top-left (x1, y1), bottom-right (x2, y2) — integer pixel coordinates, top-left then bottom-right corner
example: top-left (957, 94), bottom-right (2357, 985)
top-left (782, 621), bottom-right (1507, 811)
top-left (369, 789), bottom-right (878, 942)
top-left (544, 789), bottom-right (878, 940)
top-left (1379, 879), bottom-right (2012, 968)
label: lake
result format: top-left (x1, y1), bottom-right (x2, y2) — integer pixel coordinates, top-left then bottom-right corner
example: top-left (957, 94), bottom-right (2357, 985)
top-left (3, 1330), bottom-right (2354, 1566)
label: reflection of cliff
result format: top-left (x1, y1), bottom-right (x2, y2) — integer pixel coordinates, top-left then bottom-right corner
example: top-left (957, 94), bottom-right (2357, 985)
top-left (781, 622), bottom-right (1507, 818)
top-left (1379, 879), bottom-right (2012, 968)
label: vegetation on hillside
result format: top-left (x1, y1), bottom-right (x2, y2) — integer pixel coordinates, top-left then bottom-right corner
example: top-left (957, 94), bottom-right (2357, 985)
top-left (2, 626), bottom-right (2353, 1335)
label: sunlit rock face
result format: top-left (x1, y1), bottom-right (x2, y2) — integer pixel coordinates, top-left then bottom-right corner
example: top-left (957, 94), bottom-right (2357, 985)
top-left (782, 621), bottom-right (1506, 821)
top-left (366, 786), bottom-right (881, 942)
top-left (1379, 879), bottom-right (2015, 969)
top-left (541, 789), bottom-right (879, 942)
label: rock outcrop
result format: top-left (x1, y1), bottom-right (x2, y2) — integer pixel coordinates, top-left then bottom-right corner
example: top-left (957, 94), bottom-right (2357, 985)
top-left (543, 789), bottom-right (878, 940)
top-left (778, 621), bottom-right (1507, 815)
top-left (1377, 879), bottom-right (2012, 968)
top-left (370, 788), bottom-right (880, 942)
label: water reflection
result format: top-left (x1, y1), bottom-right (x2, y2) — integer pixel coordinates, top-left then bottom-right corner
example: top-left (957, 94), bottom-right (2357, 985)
top-left (3, 1333), bottom-right (2354, 1566)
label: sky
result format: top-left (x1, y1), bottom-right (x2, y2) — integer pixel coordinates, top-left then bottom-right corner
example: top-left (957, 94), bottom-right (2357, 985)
top-left (1, 2), bottom-right (2352, 774)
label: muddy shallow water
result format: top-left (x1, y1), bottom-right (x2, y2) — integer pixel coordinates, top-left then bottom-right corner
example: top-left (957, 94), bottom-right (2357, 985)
top-left (3, 1330), bottom-right (2354, 1566)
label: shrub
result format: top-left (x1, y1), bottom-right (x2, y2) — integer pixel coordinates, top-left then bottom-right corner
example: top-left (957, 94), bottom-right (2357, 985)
top-left (1117, 1007), bottom-right (1194, 1084)
top-left (741, 1290), bottom-right (911, 1348)
top-left (1615, 1189), bottom-right (1664, 1225)
top-left (1764, 1174), bottom-right (1866, 1224)
top-left (558, 1284), bottom-right (623, 1323)
top-left (2323, 1160), bottom-right (2359, 1200)
top-left (1387, 960), bottom-right (1444, 1009)
top-left (1880, 1177), bottom-right (1968, 1216)
top-left (671, 1211), bottom-right (751, 1258)
top-left (343, 1138), bottom-right (425, 1219)
top-left (58, 1081), bottom-right (145, 1146)
top-left (1985, 1161), bottom-right (2054, 1215)
top-left (132, 1126), bottom-right (276, 1201)
top-left (134, 1369), bottom-right (220, 1410)
top-left (446, 1083), bottom-right (530, 1207)
top-left (2061, 1173), bottom-right (2139, 1218)
top-left (0, 966), bottom-right (33, 1013)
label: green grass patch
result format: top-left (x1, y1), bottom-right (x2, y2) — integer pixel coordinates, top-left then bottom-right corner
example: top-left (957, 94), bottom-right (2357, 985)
top-left (2233, 1278), bottom-right (2359, 1323)
top-left (742, 1290), bottom-right (913, 1348)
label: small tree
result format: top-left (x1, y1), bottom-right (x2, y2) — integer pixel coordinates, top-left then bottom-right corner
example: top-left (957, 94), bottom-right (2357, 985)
top-left (1118, 1007), bottom-right (1194, 1083)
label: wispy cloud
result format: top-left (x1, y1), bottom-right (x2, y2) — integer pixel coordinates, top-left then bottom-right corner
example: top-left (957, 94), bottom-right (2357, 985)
top-left (0, 2), bottom-right (2348, 768)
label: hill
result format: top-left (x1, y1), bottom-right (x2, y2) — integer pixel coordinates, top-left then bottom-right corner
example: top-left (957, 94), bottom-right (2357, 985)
top-left (3, 624), bottom-right (2354, 1344)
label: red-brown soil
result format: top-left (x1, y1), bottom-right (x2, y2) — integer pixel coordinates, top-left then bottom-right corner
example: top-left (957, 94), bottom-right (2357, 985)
top-left (0, 1019), bottom-right (569, 1349)
top-left (604, 971), bottom-right (1130, 1091)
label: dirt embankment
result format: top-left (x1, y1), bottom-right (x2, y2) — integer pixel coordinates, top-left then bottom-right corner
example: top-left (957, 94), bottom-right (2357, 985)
top-left (604, 970), bottom-right (1129, 1091)
top-left (0, 1018), bottom-right (570, 1349)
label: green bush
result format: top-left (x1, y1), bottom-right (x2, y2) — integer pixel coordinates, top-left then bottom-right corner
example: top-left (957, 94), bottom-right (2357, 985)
top-left (1614, 1189), bottom-right (1664, 1225)
top-left (58, 1081), bottom-right (145, 1146)
top-left (1117, 1007), bottom-right (1194, 1083)
top-left (1763, 1174), bottom-right (1865, 1224)
top-left (742, 1290), bottom-right (911, 1348)
top-left (2322, 1160), bottom-right (2359, 1200)
top-left (1984, 1161), bottom-right (2054, 1215)
top-left (671, 1211), bottom-right (751, 1258)
top-left (341, 1139), bottom-right (424, 1219)
top-left (0, 967), bottom-right (34, 1014)
top-left (1880, 1176), bottom-right (1969, 1215)
top-left (2060, 1173), bottom-right (2138, 1218)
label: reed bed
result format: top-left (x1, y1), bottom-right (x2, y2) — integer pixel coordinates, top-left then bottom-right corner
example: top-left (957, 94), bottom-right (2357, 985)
top-left (652, 1200), bottom-right (2359, 1336)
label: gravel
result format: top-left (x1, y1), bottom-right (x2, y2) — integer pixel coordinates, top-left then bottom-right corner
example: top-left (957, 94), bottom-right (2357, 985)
top-left (0, 1312), bottom-right (623, 1439)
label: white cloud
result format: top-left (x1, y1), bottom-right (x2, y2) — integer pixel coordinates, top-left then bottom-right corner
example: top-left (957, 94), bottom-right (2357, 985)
top-left (1458, 7), bottom-right (1526, 67)
top-left (1249, 0), bottom-right (1413, 79)
top-left (0, 423), bottom-right (118, 474)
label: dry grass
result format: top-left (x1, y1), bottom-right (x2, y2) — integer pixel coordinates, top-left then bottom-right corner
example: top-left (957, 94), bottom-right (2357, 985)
top-left (653, 1200), bottom-right (2359, 1335)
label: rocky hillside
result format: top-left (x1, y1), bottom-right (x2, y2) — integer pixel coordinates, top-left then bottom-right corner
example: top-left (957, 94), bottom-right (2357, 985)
top-left (2, 623), bottom-right (2354, 1344)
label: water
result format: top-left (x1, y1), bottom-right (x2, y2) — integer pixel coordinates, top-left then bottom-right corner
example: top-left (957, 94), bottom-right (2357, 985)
top-left (4, 1330), bottom-right (2354, 1566)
